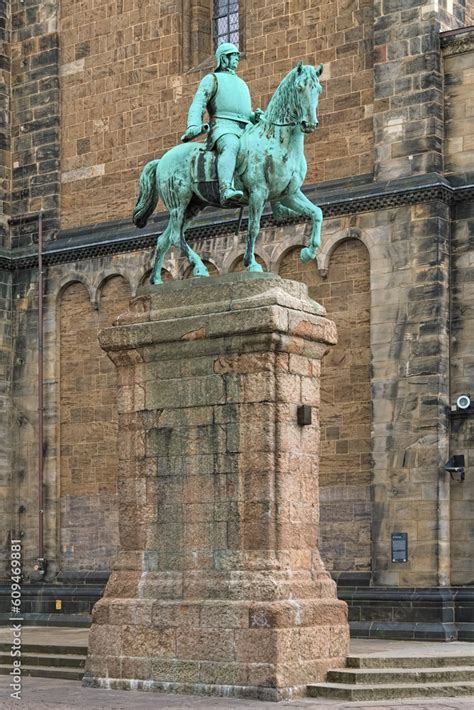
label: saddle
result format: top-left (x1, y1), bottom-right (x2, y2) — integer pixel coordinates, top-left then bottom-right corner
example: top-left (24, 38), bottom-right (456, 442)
top-left (190, 146), bottom-right (246, 206)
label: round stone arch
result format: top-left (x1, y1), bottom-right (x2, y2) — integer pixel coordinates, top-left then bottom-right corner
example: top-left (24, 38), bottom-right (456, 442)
top-left (94, 270), bottom-right (133, 311)
top-left (272, 235), bottom-right (312, 275)
top-left (317, 227), bottom-right (377, 278)
top-left (55, 273), bottom-right (95, 310)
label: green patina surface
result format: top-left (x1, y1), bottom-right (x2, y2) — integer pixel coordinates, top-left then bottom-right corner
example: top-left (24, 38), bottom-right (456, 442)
top-left (133, 44), bottom-right (325, 285)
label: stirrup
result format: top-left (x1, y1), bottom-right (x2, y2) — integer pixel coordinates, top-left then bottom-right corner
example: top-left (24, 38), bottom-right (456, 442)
top-left (220, 187), bottom-right (244, 205)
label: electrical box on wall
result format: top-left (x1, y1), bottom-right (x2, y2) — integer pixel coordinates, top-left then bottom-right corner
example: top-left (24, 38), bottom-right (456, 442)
top-left (391, 532), bottom-right (408, 563)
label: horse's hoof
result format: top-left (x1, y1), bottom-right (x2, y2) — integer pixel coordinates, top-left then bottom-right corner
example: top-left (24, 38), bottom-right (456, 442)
top-left (193, 265), bottom-right (209, 278)
top-left (150, 274), bottom-right (163, 285)
top-left (248, 262), bottom-right (263, 273)
top-left (300, 247), bottom-right (316, 263)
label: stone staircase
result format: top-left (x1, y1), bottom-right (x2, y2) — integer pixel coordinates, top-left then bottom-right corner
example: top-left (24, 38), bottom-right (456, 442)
top-left (0, 641), bottom-right (86, 681)
top-left (308, 653), bottom-right (474, 701)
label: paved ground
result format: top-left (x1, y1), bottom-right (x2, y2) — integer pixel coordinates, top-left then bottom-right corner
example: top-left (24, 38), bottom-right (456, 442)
top-left (1, 677), bottom-right (474, 710)
top-left (0, 628), bottom-right (473, 709)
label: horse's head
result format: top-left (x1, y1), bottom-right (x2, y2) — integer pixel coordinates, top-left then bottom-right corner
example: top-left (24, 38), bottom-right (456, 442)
top-left (294, 62), bottom-right (323, 133)
top-left (265, 61), bottom-right (324, 133)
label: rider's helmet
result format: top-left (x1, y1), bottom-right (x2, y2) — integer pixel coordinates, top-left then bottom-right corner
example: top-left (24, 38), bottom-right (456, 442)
top-left (215, 42), bottom-right (240, 70)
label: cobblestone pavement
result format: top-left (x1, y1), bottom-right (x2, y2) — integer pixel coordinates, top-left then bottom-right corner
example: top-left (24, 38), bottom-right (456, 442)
top-left (0, 678), bottom-right (473, 710)
top-left (1, 633), bottom-right (473, 709)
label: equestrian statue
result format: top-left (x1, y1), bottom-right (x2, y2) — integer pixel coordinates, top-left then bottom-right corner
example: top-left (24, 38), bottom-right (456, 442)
top-left (133, 43), bottom-right (324, 285)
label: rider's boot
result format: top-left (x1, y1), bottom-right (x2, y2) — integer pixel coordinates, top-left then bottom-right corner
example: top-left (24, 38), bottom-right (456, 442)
top-left (216, 137), bottom-right (244, 205)
top-left (219, 181), bottom-right (243, 205)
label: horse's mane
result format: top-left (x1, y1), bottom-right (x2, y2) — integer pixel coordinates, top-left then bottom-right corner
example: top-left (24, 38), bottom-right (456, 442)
top-left (264, 64), bottom-right (321, 125)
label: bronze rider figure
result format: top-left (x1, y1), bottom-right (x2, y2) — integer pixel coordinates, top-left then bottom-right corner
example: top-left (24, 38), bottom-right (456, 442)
top-left (181, 43), bottom-right (263, 206)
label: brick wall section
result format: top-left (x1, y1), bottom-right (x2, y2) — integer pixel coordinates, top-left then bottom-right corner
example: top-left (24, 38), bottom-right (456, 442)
top-left (0, 267), bottom-right (12, 577)
top-left (466, 1), bottom-right (474, 26)
top-left (8, 267), bottom-right (39, 576)
top-left (372, 0), bottom-right (465, 181)
top-left (279, 240), bottom-right (372, 574)
top-left (443, 34), bottom-right (474, 184)
top-left (450, 199), bottom-right (474, 585)
top-left (369, 201), bottom-right (451, 586)
top-left (442, 36), bottom-right (474, 584)
top-left (245, 0), bottom-right (374, 184)
top-left (59, 276), bottom-right (131, 571)
top-left (59, 0), bottom-right (374, 228)
top-left (0, 2), bottom-right (12, 576)
top-left (10, 0), bottom-right (60, 248)
top-left (0, 1), bottom-right (10, 247)
top-left (438, 1), bottom-right (471, 30)
top-left (182, 0), bottom-right (212, 71)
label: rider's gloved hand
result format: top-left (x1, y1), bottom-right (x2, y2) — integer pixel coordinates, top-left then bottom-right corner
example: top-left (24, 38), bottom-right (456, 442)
top-left (252, 109), bottom-right (264, 124)
top-left (181, 124), bottom-right (208, 142)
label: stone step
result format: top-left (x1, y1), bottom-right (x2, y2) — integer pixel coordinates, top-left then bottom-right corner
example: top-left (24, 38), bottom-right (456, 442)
top-left (347, 654), bottom-right (474, 669)
top-left (328, 666), bottom-right (474, 685)
top-left (0, 642), bottom-right (87, 656)
top-left (0, 652), bottom-right (86, 668)
top-left (307, 680), bottom-right (474, 701)
top-left (0, 664), bottom-right (83, 681)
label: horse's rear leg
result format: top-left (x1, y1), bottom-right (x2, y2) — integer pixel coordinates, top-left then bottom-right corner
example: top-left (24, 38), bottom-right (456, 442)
top-left (168, 204), bottom-right (209, 278)
top-left (150, 223), bottom-right (172, 285)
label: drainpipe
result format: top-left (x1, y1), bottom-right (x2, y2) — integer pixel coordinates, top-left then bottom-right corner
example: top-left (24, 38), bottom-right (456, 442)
top-left (35, 212), bottom-right (47, 577)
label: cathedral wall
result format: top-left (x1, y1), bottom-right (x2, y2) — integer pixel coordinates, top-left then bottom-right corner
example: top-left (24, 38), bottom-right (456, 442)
top-left (279, 240), bottom-right (372, 576)
top-left (0, 0), bottom-right (10, 247)
top-left (442, 30), bottom-right (474, 586)
top-left (443, 29), bottom-right (474, 184)
top-left (9, 0), bottom-right (60, 248)
top-left (0, 267), bottom-right (12, 578)
top-left (0, 2), bottom-right (12, 579)
top-left (450, 198), bottom-right (474, 586)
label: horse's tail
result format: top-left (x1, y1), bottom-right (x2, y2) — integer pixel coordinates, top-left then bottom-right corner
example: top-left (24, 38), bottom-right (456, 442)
top-left (132, 159), bottom-right (160, 228)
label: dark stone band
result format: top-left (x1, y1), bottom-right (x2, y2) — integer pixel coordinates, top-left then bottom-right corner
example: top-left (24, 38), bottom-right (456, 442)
top-left (2, 173), bottom-right (473, 271)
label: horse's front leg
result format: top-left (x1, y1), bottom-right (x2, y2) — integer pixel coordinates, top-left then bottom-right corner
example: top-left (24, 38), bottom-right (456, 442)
top-left (271, 200), bottom-right (300, 223)
top-left (244, 191), bottom-right (267, 272)
top-left (280, 190), bottom-right (323, 263)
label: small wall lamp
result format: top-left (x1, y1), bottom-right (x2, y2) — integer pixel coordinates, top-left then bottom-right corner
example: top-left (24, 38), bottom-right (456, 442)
top-left (444, 455), bottom-right (465, 482)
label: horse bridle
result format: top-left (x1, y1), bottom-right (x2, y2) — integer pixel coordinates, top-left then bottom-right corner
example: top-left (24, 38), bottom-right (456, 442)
top-left (260, 116), bottom-right (305, 127)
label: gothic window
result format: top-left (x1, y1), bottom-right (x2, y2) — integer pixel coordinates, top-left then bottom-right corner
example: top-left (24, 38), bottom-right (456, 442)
top-left (213, 0), bottom-right (240, 49)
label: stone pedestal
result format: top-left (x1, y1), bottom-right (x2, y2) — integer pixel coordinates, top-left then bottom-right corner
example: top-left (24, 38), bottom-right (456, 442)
top-left (83, 272), bottom-right (349, 701)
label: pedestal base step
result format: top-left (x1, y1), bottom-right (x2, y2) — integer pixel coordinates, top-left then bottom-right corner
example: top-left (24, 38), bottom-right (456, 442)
top-left (308, 658), bottom-right (474, 701)
top-left (307, 680), bottom-right (474, 701)
top-left (0, 642), bottom-right (86, 681)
